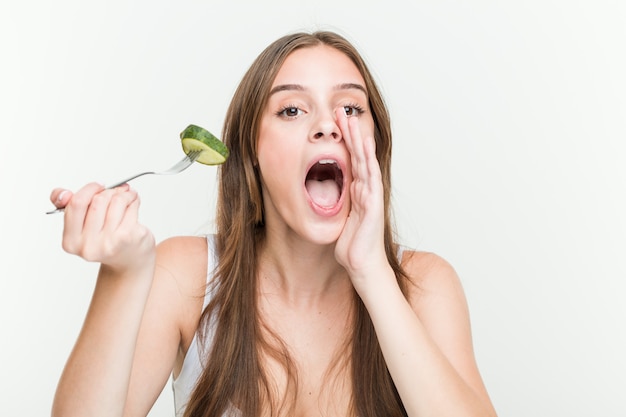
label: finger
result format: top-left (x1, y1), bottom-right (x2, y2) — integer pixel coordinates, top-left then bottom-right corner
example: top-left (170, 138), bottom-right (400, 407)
top-left (336, 108), bottom-right (355, 155)
top-left (104, 187), bottom-right (138, 232)
top-left (50, 188), bottom-right (73, 209)
top-left (342, 111), bottom-right (380, 184)
top-left (345, 115), bottom-right (370, 183)
top-left (362, 129), bottom-right (381, 182)
top-left (337, 108), bottom-right (363, 158)
top-left (82, 188), bottom-right (121, 236)
top-left (336, 108), bottom-right (363, 179)
top-left (118, 194), bottom-right (141, 233)
top-left (348, 115), bottom-right (367, 162)
top-left (63, 182), bottom-right (106, 239)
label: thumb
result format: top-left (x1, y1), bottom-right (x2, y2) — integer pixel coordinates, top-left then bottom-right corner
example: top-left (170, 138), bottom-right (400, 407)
top-left (50, 188), bottom-right (73, 209)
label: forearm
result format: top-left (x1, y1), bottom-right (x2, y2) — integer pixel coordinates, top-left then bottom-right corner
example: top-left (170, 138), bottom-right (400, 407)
top-left (359, 267), bottom-right (496, 417)
top-left (52, 262), bottom-right (155, 417)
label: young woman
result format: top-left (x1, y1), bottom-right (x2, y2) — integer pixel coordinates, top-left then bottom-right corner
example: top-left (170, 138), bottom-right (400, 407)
top-left (50, 30), bottom-right (497, 417)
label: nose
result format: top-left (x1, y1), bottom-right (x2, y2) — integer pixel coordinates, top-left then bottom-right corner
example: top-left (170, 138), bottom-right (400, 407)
top-left (310, 111), bottom-right (341, 142)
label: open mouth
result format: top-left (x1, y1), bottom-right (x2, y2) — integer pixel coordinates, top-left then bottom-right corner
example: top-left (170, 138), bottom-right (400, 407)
top-left (305, 159), bottom-right (344, 208)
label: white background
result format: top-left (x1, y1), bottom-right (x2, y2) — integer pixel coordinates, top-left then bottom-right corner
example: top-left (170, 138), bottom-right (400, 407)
top-left (1, 1), bottom-right (624, 416)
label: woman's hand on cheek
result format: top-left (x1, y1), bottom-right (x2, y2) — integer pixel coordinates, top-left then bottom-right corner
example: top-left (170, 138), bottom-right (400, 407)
top-left (334, 109), bottom-right (390, 292)
top-left (51, 182), bottom-right (156, 275)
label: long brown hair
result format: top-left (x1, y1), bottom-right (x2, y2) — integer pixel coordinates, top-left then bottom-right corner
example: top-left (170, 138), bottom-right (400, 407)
top-left (184, 30), bottom-right (408, 417)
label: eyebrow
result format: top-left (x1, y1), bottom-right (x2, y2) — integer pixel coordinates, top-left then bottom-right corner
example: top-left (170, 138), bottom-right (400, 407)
top-left (269, 82), bottom-right (368, 97)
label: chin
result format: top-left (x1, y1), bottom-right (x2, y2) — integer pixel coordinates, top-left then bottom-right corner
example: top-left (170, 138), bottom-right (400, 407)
top-left (304, 220), bottom-right (345, 246)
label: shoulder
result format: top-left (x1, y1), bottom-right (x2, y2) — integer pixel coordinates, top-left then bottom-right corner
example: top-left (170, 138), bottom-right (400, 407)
top-left (154, 234), bottom-right (209, 304)
top-left (400, 250), bottom-right (471, 336)
top-left (154, 236), bottom-right (209, 348)
top-left (399, 250), bottom-right (495, 409)
top-left (156, 235), bottom-right (208, 267)
top-left (155, 235), bottom-right (209, 286)
top-left (401, 250), bottom-right (464, 296)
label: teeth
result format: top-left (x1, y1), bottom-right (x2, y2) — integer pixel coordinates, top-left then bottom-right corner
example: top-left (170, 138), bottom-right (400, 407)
top-left (318, 159), bottom-right (337, 165)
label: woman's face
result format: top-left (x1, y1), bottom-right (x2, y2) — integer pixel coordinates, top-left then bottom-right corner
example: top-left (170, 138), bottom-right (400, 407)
top-left (258, 45), bottom-right (375, 245)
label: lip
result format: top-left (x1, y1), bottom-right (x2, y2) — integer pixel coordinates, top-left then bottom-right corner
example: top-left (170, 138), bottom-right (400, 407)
top-left (303, 153), bottom-right (349, 217)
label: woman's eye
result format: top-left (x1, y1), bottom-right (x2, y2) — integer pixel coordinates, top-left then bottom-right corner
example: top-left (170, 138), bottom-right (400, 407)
top-left (343, 105), bottom-right (363, 117)
top-left (278, 106), bottom-right (302, 118)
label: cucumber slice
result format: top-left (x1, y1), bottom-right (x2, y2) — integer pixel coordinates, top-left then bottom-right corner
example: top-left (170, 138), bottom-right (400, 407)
top-left (180, 124), bottom-right (229, 165)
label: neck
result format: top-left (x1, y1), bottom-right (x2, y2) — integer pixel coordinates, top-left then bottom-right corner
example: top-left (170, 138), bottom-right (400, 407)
top-left (257, 232), bottom-right (352, 307)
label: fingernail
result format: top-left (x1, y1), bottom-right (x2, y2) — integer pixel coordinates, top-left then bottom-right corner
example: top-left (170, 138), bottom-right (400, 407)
top-left (56, 190), bottom-right (68, 203)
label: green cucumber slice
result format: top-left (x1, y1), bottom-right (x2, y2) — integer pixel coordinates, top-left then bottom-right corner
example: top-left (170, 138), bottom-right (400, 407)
top-left (180, 124), bottom-right (229, 165)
